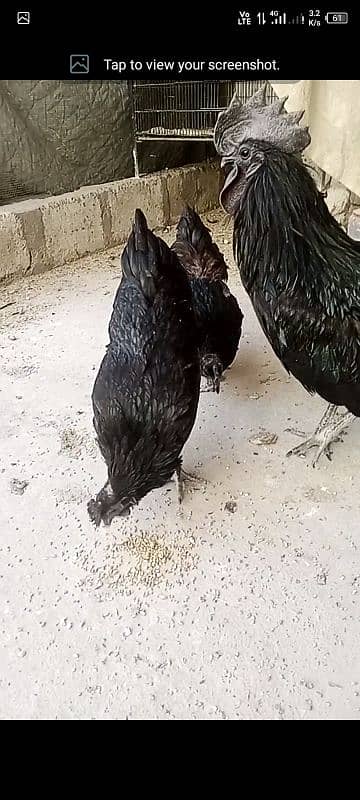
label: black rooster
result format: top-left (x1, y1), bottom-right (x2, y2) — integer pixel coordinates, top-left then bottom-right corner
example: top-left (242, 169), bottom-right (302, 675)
top-left (214, 84), bottom-right (360, 465)
top-left (172, 205), bottom-right (243, 393)
top-left (88, 209), bottom-right (201, 526)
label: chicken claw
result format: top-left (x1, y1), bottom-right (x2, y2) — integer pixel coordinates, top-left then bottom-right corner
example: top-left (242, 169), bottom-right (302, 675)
top-left (286, 404), bottom-right (354, 467)
top-left (200, 374), bottom-right (226, 394)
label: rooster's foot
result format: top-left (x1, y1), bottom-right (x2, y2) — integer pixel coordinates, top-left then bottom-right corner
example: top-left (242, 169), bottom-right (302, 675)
top-left (175, 466), bottom-right (203, 504)
top-left (286, 404), bottom-right (354, 467)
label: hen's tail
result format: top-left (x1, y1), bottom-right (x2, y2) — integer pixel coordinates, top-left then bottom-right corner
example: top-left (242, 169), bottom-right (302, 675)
top-left (173, 205), bottom-right (228, 282)
top-left (121, 209), bottom-right (172, 299)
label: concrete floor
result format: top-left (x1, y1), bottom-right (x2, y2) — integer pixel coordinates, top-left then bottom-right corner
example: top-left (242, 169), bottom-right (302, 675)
top-left (1, 211), bottom-right (360, 720)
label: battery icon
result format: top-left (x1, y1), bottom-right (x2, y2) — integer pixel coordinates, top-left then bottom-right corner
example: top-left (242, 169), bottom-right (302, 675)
top-left (325, 12), bottom-right (348, 23)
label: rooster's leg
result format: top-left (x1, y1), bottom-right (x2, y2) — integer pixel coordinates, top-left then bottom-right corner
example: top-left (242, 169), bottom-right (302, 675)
top-left (286, 404), bottom-right (355, 467)
top-left (175, 463), bottom-right (202, 504)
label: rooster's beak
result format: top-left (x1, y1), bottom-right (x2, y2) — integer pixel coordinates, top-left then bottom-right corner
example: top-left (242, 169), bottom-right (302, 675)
top-left (221, 157), bottom-right (233, 169)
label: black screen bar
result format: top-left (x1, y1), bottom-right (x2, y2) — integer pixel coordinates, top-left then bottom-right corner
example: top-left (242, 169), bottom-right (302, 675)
top-left (2, 6), bottom-right (356, 79)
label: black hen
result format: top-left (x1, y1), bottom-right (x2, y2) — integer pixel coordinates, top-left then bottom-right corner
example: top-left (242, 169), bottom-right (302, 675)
top-left (172, 205), bottom-right (243, 393)
top-left (173, 204), bottom-right (228, 282)
top-left (214, 84), bottom-right (360, 465)
top-left (88, 209), bottom-right (201, 526)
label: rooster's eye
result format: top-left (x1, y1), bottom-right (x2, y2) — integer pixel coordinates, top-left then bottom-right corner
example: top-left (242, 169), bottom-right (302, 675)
top-left (240, 147), bottom-right (250, 160)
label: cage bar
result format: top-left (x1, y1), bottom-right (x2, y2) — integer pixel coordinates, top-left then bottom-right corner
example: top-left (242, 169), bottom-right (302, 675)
top-left (130, 80), bottom-right (276, 174)
top-left (131, 80), bottom-right (276, 140)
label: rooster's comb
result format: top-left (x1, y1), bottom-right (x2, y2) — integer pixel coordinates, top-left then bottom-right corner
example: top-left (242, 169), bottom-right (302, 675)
top-left (214, 83), bottom-right (310, 157)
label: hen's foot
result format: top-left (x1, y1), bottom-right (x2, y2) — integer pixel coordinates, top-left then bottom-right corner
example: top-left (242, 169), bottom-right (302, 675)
top-left (200, 375), bottom-right (225, 394)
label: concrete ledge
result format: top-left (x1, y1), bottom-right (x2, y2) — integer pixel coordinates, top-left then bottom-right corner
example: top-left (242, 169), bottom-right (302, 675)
top-left (0, 160), bottom-right (221, 284)
top-left (161, 161), bottom-right (221, 224)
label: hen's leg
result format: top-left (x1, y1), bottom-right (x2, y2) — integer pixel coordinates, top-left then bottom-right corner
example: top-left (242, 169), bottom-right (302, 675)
top-left (286, 404), bottom-right (355, 467)
top-left (175, 463), bottom-right (202, 504)
top-left (200, 375), bottom-right (224, 393)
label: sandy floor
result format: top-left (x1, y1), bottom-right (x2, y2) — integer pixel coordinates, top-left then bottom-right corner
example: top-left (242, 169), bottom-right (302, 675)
top-left (1, 211), bottom-right (360, 720)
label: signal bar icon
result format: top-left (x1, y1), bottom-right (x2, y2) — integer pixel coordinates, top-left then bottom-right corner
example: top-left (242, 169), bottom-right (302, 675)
top-left (291, 13), bottom-right (305, 24)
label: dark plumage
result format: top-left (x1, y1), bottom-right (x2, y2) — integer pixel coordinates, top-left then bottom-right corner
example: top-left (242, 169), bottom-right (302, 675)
top-left (233, 146), bottom-right (360, 414)
top-left (88, 209), bottom-right (200, 526)
top-left (173, 204), bottom-right (228, 281)
top-left (214, 84), bottom-right (360, 464)
top-left (189, 278), bottom-right (244, 393)
top-left (172, 205), bottom-right (243, 393)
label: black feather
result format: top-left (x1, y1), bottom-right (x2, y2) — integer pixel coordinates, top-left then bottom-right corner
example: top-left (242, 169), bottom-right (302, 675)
top-left (190, 278), bottom-right (244, 385)
top-left (89, 209), bottom-right (200, 525)
top-left (232, 143), bottom-right (360, 414)
top-left (173, 205), bottom-right (228, 281)
top-left (172, 206), bottom-right (243, 392)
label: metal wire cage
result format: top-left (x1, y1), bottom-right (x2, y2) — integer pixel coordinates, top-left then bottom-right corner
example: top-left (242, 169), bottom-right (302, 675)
top-left (130, 80), bottom-right (277, 174)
